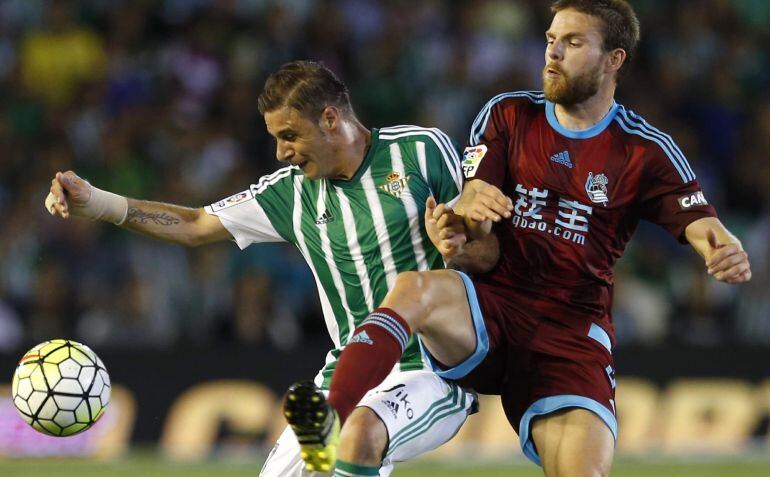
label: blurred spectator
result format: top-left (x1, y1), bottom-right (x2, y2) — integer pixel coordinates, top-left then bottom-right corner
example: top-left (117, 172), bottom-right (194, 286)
top-left (735, 214), bottom-right (770, 344)
top-left (76, 273), bottom-right (167, 348)
top-left (0, 290), bottom-right (23, 352)
top-left (19, 0), bottom-right (106, 108)
top-left (27, 262), bottom-right (75, 344)
top-left (230, 271), bottom-right (301, 350)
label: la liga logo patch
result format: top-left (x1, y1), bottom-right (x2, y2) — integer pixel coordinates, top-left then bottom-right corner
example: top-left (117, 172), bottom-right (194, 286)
top-left (210, 189), bottom-right (254, 211)
top-left (462, 145), bottom-right (487, 178)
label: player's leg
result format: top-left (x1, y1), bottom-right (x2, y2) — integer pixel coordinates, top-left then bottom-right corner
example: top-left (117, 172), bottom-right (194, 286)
top-left (260, 425), bottom-right (330, 477)
top-left (530, 408), bottom-right (614, 477)
top-left (380, 270), bottom-right (479, 366)
top-left (284, 270), bottom-right (487, 472)
top-left (328, 269), bottom-right (478, 421)
top-left (512, 321), bottom-right (618, 477)
top-left (337, 408), bottom-right (387, 467)
top-left (337, 370), bottom-right (477, 475)
top-left (268, 412), bottom-right (394, 477)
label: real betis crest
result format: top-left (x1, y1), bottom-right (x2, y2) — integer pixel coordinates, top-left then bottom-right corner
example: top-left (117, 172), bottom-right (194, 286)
top-left (380, 171), bottom-right (410, 198)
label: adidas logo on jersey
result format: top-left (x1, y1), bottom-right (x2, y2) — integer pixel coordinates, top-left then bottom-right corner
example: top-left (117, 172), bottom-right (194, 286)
top-left (550, 151), bottom-right (573, 168)
top-left (314, 210), bottom-right (334, 225)
top-left (350, 330), bottom-right (374, 345)
top-left (382, 399), bottom-right (400, 418)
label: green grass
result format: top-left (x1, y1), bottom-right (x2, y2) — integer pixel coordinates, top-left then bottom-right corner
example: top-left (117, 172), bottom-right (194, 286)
top-left (2, 456), bottom-right (770, 476)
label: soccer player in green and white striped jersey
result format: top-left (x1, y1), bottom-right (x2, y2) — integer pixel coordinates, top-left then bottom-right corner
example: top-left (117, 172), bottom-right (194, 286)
top-left (46, 61), bottom-right (477, 477)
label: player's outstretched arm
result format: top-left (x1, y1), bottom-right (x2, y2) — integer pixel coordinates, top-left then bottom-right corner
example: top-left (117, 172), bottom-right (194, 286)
top-left (685, 217), bottom-right (751, 284)
top-left (46, 170), bottom-right (231, 247)
top-left (454, 179), bottom-right (512, 240)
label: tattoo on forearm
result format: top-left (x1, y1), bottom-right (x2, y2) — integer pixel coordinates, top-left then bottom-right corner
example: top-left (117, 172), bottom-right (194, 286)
top-left (126, 207), bottom-right (181, 226)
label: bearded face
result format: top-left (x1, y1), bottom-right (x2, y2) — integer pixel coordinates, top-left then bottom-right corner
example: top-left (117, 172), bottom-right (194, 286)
top-left (542, 59), bottom-right (603, 106)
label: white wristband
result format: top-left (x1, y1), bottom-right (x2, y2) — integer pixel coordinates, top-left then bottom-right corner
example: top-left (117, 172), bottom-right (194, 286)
top-left (74, 185), bottom-right (129, 225)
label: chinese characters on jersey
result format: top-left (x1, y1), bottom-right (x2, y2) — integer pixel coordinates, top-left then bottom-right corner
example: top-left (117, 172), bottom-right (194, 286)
top-left (510, 184), bottom-right (593, 245)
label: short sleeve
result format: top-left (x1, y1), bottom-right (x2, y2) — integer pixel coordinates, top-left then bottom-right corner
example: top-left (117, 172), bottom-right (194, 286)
top-left (205, 189), bottom-right (284, 249)
top-left (424, 130), bottom-right (463, 207)
top-left (637, 143), bottom-right (717, 242)
top-left (464, 98), bottom-right (512, 188)
top-left (204, 166), bottom-right (299, 249)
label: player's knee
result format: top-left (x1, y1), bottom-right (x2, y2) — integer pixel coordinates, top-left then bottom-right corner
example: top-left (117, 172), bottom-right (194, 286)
top-left (392, 271), bottom-right (427, 298)
top-left (338, 407), bottom-right (388, 466)
top-left (389, 271), bottom-right (443, 329)
top-left (549, 440), bottom-right (612, 477)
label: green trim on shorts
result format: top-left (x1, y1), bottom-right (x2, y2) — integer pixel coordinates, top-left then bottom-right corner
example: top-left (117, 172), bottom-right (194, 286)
top-left (386, 382), bottom-right (468, 455)
top-left (334, 460), bottom-right (380, 476)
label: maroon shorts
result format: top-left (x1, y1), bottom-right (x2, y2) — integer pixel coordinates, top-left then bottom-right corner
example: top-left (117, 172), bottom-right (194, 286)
top-left (420, 271), bottom-right (618, 465)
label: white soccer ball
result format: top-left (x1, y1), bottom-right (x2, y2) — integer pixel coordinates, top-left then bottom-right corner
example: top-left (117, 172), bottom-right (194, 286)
top-left (11, 339), bottom-right (111, 436)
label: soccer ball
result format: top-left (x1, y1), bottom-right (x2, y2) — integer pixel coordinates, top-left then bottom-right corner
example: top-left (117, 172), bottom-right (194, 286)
top-left (11, 339), bottom-right (111, 436)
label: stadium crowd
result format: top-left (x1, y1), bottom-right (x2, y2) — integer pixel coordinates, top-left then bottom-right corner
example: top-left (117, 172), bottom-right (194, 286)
top-left (0, 0), bottom-right (768, 353)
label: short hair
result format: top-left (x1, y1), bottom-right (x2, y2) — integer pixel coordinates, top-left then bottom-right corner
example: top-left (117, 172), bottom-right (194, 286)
top-left (257, 60), bottom-right (353, 120)
top-left (551, 0), bottom-right (641, 67)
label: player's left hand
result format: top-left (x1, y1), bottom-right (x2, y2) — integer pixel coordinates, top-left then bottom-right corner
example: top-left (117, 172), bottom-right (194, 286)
top-left (705, 228), bottom-right (751, 283)
top-left (425, 196), bottom-right (466, 259)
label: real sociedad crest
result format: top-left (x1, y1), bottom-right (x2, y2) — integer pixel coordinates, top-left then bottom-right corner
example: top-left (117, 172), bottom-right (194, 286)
top-left (585, 172), bottom-right (609, 205)
top-left (380, 171), bottom-right (410, 198)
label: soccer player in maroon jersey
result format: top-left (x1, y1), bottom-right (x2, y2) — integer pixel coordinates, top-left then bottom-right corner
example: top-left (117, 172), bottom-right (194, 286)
top-left (289, 1), bottom-right (753, 475)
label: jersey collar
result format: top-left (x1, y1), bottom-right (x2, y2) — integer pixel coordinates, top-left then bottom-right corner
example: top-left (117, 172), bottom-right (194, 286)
top-left (545, 100), bottom-right (619, 139)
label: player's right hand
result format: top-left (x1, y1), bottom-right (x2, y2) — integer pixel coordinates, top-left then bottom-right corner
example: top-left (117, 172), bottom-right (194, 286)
top-left (455, 180), bottom-right (513, 223)
top-left (705, 228), bottom-right (752, 284)
top-left (45, 171), bottom-right (92, 219)
top-left (425, 196), bottom-right (466, 259)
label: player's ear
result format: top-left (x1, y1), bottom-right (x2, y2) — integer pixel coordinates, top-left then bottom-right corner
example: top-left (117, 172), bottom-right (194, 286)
top-left (607, 48), bottom-right (626, 73)
top-left (319, 106), bottom-right (340, 132)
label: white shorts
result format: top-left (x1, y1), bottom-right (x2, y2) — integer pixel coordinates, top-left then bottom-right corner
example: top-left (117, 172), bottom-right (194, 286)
top-left (259, 370), bottom-right (476, 477)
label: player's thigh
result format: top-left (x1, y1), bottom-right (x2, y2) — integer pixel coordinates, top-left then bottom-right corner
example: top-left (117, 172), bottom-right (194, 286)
top-left (382, 269), bottom-right (476, 367)
top-left (338, 407), bottom-right (389, 464)
top-left (359, 370), bottom-right (476, 465)
top-left (531, 408), bottom-right (614, 477)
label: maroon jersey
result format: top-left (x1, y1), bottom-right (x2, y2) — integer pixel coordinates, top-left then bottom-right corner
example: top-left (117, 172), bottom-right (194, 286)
top-left (463, 91), bottom-right (716, 330)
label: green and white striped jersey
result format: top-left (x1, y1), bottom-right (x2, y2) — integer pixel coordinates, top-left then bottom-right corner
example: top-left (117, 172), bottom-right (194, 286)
top-left (205, 126), bottom-right (463, 388)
